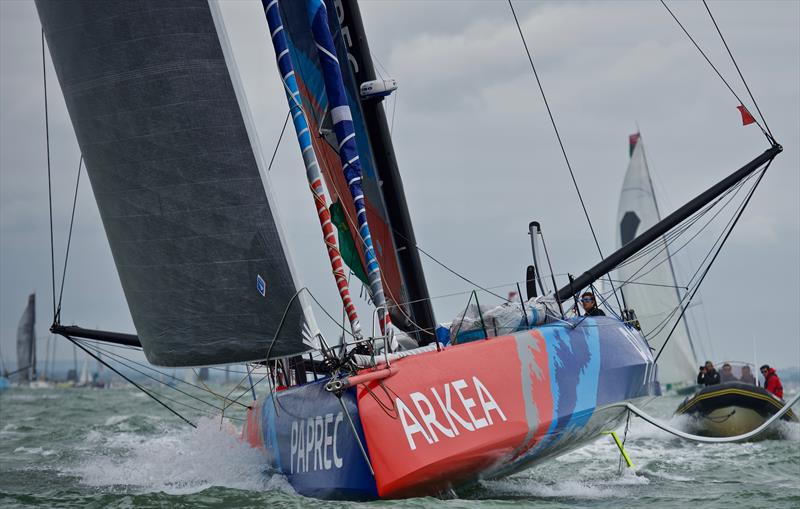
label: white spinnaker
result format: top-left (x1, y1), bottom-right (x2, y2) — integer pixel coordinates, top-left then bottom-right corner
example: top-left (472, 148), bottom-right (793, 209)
top-left (616, 136), bottom-right (697, 385)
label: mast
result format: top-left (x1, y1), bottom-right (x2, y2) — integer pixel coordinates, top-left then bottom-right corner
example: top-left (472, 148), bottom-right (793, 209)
top-left (557, 144), bottom-right (781, 302)
top-left (334, 0), bottom-right (436, 340)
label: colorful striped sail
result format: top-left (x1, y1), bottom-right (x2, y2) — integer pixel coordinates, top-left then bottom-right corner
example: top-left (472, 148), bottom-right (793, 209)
top-left (271, 0), bottom-right (409, 333)
top-left (263, 0), bottom-right (361, 336)
top-left (307, 0), bottom-right (392, 335)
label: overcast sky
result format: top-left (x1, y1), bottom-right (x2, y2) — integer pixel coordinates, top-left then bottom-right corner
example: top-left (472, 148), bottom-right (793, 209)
top-left (1, 0), bottom-right (798, 372)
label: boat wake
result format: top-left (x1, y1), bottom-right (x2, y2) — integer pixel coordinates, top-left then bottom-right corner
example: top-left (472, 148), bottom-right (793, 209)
top-left (480, 469), bottom-right (648, 501)
top-left (65, 417), bottom-right (292, 495)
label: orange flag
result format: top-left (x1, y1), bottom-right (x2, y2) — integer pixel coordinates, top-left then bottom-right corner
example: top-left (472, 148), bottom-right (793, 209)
top-left (737, 105), bottom-right (756, 126)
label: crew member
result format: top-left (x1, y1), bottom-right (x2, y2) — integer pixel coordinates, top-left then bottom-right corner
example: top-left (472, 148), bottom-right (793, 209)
top-left (580, 292), bottom-right (605, 317)
top-left (760, 364), bottom-right (784, 398)
top-left (720, 363), bottom-right (737, 383)
top-left (697, 361), bottom-right (720, 386)
top-left (739, 365), bottom-right (756, 385)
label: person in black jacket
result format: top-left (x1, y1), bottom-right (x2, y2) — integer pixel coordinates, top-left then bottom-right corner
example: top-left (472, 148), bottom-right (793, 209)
top-left (580, 292), bottom-right (605, 317)
top-left (697, 361), bottom-right (721, 386)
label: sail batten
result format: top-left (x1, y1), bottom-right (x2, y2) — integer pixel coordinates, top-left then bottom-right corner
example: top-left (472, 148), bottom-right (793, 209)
top-left (37, 0), bottom-right (311, 367)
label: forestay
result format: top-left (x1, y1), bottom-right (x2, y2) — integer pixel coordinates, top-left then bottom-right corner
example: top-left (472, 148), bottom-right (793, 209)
top-left (36, 0), bottom-right (314, 366)
top-left (616, 134), bottom-right (698, 385)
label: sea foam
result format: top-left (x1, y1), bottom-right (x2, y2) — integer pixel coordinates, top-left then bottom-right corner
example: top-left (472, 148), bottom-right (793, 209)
top-left (67, 417), bottom-right (291, 495)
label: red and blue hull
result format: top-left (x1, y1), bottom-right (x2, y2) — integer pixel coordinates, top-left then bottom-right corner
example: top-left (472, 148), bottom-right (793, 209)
top-left (243, 316), bottom-right (657, 499)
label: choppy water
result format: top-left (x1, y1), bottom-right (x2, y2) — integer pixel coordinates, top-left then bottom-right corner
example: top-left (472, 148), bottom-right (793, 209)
top-left (1, 385), bottom-right (798, 508)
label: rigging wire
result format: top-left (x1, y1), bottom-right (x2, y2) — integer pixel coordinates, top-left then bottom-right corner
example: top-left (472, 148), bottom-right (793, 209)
top-left (371, 51), bottom-right (391, 79)
top-left (583, 155), bottom-right (762, 344)
top-left (192, 368), bottom-right (252, 410)
top-left (221, 363), bottom-right (260, 414)
top-left (507, 0), bottom-right (624, 312)
top-left (637, 136), bottom-right (696, 356)
top-left (55, 155), bottom-right (83, 322)
top-left (614, 170), bottom-right (756, 273)
top-left (645, 170), bottom-right (763, 339)
top-left (267, 111), bottom-right (291, 172)
top-left (587, 154), bottom-right (752, 325)
top-left (388, 226), bottom-right (508, 302)
top-left (615, 180), bottom-right (736, 268)
top-left (41, 29), bottom-right (56, 319)
top-left (82, 339), bottom-right (250, 410)
top-left (654, 158), bottom-right (773, 363)
top-left (616, 172), bottom-right (756, 339)
top-left (369, 52), bottom-right (399, 135)
top-left (72, 338), bottom-right (248, 422)
top-left (390, 88), bottom-right (398, 136)
top-left (65, 336), bottom-right (197, 428)
top-left (86, 345), bottom-right (227, 415)
top-left (659, 0), bottom-right (770, 141)
top-left (618, 173), bottom-right (752, 288)
top-left (226, 371), bottom-right (271, 414)
top-left (701, 0), bottom-right (773, 140)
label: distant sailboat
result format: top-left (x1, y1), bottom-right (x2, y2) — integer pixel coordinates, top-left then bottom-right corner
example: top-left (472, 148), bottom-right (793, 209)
top-left (0, 348), bottom-right (9, 392)
top-left (616, 134), bottom-right (699, 390)
top-left (15, 293), bottom-right (37, 384)
top-left (77, 358), bottom-right (90, 387)
top-left (0, 327), bottom-right (9, 391)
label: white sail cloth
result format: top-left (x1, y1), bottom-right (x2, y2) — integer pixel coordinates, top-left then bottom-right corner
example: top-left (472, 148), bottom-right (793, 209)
top-left (447, 296), bottom-right (554, 343)
top-left (616, 136), bottom-right (697, 385)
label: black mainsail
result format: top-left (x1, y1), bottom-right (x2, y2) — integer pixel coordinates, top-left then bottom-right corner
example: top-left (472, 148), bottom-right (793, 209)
top-left (36, 0), bottom-right (313, 366)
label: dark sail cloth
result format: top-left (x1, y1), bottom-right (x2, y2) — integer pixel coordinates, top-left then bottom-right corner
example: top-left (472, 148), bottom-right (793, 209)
top-left (697, 369), bottom-right (720, 386)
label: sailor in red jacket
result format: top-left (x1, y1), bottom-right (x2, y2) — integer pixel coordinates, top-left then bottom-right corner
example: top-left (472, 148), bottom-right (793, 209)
top-left (760, 364), bottom-right (784, 399)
